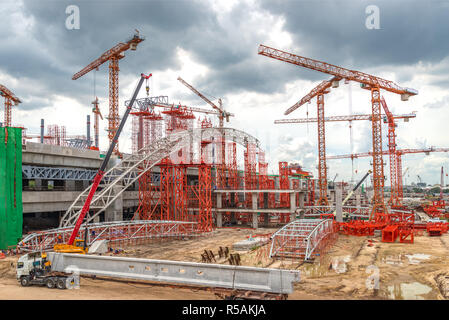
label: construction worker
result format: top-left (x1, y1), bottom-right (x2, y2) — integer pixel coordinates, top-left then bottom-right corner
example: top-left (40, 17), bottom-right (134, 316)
top-left (41, 253), bottom-right (51, 272)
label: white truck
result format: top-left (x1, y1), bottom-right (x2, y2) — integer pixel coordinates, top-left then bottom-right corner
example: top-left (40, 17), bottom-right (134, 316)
top-left (16, 251), bottom-right (72, 289)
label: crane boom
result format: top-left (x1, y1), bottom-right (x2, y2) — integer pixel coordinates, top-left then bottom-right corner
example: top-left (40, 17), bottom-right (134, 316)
top-left (0, 84), bottom-right (21, 127)
top-left (258, 44), bottom-right (418, 98)
top-left (274, 112), bottom-right (416, 124)
top-left (0, 84), bottom-right (21, 104)
top-left (67, 73), bottom-right (150, 245)
top-left (177, 76), bottom-right (231, 127)
top-left (284, 77), bottom-right (339, 115)
top-left (327, 147), bottom-right (449, 160)
top-left (177, 77), bottom-right (222, 112)
top-left (72, 33), bottom-right (145, 80)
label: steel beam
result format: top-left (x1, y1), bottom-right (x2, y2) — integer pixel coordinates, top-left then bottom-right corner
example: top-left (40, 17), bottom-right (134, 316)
top-left (48, 252), bottom-right (300, 294)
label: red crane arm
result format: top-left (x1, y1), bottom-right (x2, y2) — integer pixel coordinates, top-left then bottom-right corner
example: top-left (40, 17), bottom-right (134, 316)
top-left (274, 112), bottom-right (416, 124)
top-left (380, 96), bottom-right (395, 125)
top-left (72, 34), bottom-right (144, 80)
top-left (258, 44), bottom-right (418, 98)
top-left (284, 77), bottom-right (339, 115)
top-left (327, 147), bottom-right (449, 160)
top-left (0, 84), bottom-right (21, 104)
top-left (177, 77), bottom-right (223, 113)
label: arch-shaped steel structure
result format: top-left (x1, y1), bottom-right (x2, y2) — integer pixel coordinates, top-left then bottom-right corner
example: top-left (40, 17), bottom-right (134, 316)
top-left (59, 127), bottom-right (260, 227)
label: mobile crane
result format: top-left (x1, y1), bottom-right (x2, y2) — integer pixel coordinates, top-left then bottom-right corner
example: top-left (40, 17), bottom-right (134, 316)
top-left (53, 73), bottom-right (151, 253)
top-left (17, 73), bottom-right (151, 288)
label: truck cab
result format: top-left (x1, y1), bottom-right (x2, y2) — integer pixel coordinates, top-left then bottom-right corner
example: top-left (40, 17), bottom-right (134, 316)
top-left (16, 251), bottom-right (70, 289)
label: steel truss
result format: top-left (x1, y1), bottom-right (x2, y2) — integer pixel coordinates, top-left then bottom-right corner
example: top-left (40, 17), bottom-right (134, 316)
top-left (60, 127), bottom-right (259, 227)
top-left (22, 165), bottom-right (97, 181)
top-left (269, 219), bottom-right (336, 261)
top-left (18, 220), bottom-right (197, 252)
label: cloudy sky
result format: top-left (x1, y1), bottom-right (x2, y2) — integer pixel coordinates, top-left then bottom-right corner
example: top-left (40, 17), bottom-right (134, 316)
top-left (2, 0), bottom-right (449, 185)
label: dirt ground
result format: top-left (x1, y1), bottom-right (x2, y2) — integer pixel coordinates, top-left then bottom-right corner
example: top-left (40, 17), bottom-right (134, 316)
top-left (1, 227), bottom-right (449, 300)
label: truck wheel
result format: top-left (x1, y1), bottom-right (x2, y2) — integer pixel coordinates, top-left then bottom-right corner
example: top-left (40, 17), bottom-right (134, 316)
top-left (20, 276), bottom-right (31, 287)
top-left (45, 278), bottom-right (55, 289)
top-left (56, 278), bottom-right (66, 290)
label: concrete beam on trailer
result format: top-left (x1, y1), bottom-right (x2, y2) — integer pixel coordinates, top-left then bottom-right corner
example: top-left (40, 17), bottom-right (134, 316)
top-left (48, 252), bottom-right (300, 294)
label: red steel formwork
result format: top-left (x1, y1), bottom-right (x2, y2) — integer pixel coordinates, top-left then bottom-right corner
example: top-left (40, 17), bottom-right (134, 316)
top-left (279, 162), bottom-right (289, 207)
top-left (306, 179), bottom-right (315, 206)
top-left (244, 143), bottom-right (257, 208)
top-left (258, 151), bottom-right (268, 208)
top-left (198, 164), bottom-right (213, 232)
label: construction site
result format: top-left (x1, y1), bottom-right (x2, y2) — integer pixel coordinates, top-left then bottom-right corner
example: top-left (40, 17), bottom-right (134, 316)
top-left (2, 2), bottom-right (449, 303)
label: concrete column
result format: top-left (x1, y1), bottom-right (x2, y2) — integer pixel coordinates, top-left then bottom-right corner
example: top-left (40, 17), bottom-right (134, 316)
top-left (216, 193), bottom-right (223, 228)
top-left (336, 184), bottom-right (343, 222)
top-left (330, 190), bottom-right (336, 204)
top-left (290, 192), bottom-right (296, 222)
top-left (356, 194), bottom-right (361, 208)
top-left (105, 156), bottom-right (123, 222)
top-left (35, 179), bottom-right (42, 190)
top-left (299, 192), bottom-right (305, 209)
top-left (252, 192), bottom-right (258, 229)
top-left (65, 180), bottom-right (75, 191)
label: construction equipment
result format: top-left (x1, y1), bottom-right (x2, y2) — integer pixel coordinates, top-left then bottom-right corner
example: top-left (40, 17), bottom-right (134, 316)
top-left (334, 169), bottom-right (372, 218)
top-left (380, 96), bottom-right (400, 207)
top-left (59, 73), bottom-right (150, 248)
top-left (279, 78), bottom-right (336, 205)
top-left (91, 97), bottom-right (103, 150)
top-left (0, 84), bottom-right (21, 127)
top-left (16, 252), bottom-right (72, 289)
top-left (177, 77), bottom-right (232, 128)
top-left (72, 31), bottom-right (145, 155)
top-left (441, 166), bottom-right (444, 200)
top-left (177, 76), bottom-right (233, 188)
top-left (274, 113), bottom-right (416, 124)
top-left (258, 44), bottom-right (417, 219)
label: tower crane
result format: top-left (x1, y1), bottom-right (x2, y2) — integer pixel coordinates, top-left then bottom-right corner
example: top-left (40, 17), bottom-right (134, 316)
top-left (0, 84), bottom-right (21, 127)
top-left (91, 97), bottom-right (103, 150)
top-left (275, 111), bottom-right (416, 206)
top-left (177, 77), bottom-right (233, 189)
top-left (379, 96), bottom-right (401, 207)
top-left (72, 31), bottom-right (145, 155)
top-left (258, 44), bottom-right (417, 219)
top-left (327, 147), bottom-right (449, 204)
top-left (278, 77), bottom-right (338, 205)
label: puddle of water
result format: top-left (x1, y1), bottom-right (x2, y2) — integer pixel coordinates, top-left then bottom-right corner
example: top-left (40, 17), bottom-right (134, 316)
top-left (405, 253), bottom-right (431, 265)
top-left (387, 282), bottom-right (432, 300)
